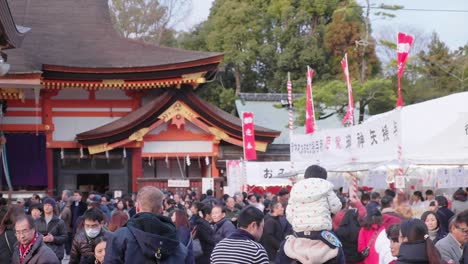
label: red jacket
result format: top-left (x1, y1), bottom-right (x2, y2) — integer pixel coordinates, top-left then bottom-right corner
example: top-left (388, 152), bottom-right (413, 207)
top-left (358, 225), bottom-right (383, 264)
top-left (333, 200), bottom-right (367, 231)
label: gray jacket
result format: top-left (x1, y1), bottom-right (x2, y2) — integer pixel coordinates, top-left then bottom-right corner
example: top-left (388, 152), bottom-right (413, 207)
top-left (12, 233), bottom-right (60, 264)
top-left (435, 233), bottom-right (463, 263)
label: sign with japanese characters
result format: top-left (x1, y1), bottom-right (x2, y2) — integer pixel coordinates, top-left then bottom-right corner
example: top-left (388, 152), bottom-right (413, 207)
top-left (226, 160), bottom-right (246, 195)
top-left (244, 161), bottom-right (304, 186)
top-left (242, 112), bottom-right (257, 160)
top-left (291, 109), bottom-right (402, 168)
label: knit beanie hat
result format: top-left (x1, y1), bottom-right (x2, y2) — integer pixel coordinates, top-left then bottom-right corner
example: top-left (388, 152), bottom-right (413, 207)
top-left (43, 197), bottom-right (56, 207)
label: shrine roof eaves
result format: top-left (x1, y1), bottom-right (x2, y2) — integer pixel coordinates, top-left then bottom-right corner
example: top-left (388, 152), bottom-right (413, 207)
top-left (4, 0), bottom-right (223, 74)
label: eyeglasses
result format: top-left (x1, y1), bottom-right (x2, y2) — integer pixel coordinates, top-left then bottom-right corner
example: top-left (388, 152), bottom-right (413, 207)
top-left (455, 226), bottom-right (468, 234)
top-left (15, 229), bottom-right (32, 236)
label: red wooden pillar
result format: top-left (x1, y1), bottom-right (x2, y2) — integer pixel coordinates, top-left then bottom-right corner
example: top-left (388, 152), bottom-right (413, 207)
top-left (132, 147), bottom-right (142, 192)
top-left (42, 90), bottom-right (57, 196)
top-left (46, 148), bottom-right (54, 196)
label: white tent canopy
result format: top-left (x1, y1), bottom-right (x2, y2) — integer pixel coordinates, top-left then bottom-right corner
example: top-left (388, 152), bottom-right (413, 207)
top-left (291, 92), bottom-right (468, 168)
top-left (367, 92), bottom-right (468, 165)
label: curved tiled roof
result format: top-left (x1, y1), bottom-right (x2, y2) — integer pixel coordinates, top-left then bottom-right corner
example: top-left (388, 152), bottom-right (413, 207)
top-left (76, 88), bottom-right (281, 146)
top-left (5, 0), bottom-right (222, 73)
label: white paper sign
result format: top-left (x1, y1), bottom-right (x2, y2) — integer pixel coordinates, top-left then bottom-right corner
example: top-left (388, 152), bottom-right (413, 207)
top-left (168, 179), bottom-right (190, 188)
top-left (395, 175), bottom-right (406, 189)
top-left (244, 161), bottom-right (305, 186)
top-left (226, 160), bottom-right (245, 196)
top-left (202, 178), bottom-right (214, 194)
top-left (291, 109), bottom-right (401, 168)
top-left (113, 190), bottom-right (122, 199)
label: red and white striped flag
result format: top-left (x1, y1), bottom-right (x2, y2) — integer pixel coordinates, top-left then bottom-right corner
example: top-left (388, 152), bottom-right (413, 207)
top-left (305, 66), bottom-right (316, 134)
top-left (341, 53), bottom-right (354, 125)
top-left (396, 32), bottom-right (414, 107)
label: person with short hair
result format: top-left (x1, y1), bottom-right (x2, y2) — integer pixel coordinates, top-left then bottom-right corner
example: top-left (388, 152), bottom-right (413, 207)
top-left (29, 203), bottom-right (43, 220)
top-left (34, 198), bottom-right (67, 261)
top-left (452, 188), bottom-right (468, 215)
top-left (421, 211), bottom-right (447, 244)
top-left (435, 195), bottom-right (454, 232)
top-left (104, 186), bottom-right (189, 263)
top-left (12, 215), bottom-right (60, 264)
top-left (70, 191), bottom-right (87, 236)
top-left (201, 189), bottom-right (218, 206)
top-left (189, 202), bottom-right (215, 263)
top-left (211, 205), bottom-right (236, 244)
top-left (260, 199), bottom-right (285, 261)
top-left (366, 192), bottom-right (381, 213)
top-left (211, 206), bottom-right (269, 264)
top-left (435, 210), bottom-right (468, 263)
top-left (0, 205), bottom-right (24, 264)
top-left (278, 164), bottom-right (344, 264)
top-left (386, 223), bottom-right (401, 259)
top-left (70, 208), bottom-right (111, 264)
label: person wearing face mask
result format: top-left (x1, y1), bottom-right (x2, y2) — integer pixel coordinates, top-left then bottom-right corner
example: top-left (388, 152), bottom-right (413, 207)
top-left (70, 208), bottom-right (112, 264)
top-left (211, 206), bottom-right (269, 264)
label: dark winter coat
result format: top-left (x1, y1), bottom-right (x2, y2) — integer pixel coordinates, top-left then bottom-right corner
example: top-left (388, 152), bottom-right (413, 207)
top-left (103, 212), bottom-right (188, 264)
top-left (70, 228), bottom-right (112, 264)
top-left (0, 229), bottom-right (17, 264)
top-left (260, 214), bottom-right (284, 261)
top-left (190, 214), bottom-right (215, 264)
top-left (70, 201), bottom-right (87, 232)
top-left (334, 209), bottom-right (364, 263)
top-left (35, 216), bottom-right (67, 260)
top-left (11, 233), bottom-right (60, 264)
top-left (395, 240), bottom-right (430, 264)
top-left (436, 207), bottom-right (454, 233)
top-left (212, 217), bottom-right (236, 244)
top-left (176, 226), bottom-right (194, 264)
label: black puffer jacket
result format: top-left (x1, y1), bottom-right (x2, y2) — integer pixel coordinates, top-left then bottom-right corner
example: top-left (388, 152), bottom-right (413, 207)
top-left (191, 215), bottom-right (215, 264)
top-left (396, 240), bottom-right (430, 264)
top-left (260, 214), bottom-right (284, 261)
top-left (35, 216), bottom-right (68, 260)
top-left (70, 228), bottom-right (112, 264)
top-left (334, 209), bottom-right (364, 263)
top-left (0, 228), bottom-right (17, 264)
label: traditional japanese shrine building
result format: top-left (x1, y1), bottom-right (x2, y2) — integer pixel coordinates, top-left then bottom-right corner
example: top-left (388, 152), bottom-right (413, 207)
top-left (0, 0), bottom-right (280, 196)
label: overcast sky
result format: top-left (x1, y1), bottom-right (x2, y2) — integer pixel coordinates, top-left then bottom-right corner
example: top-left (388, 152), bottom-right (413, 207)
top-left (177, 0), bottom-right (467, 51)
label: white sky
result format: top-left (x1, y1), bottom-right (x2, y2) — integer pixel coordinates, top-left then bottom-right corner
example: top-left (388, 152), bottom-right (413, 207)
top-left (177, 0), bottom-right (468, 51)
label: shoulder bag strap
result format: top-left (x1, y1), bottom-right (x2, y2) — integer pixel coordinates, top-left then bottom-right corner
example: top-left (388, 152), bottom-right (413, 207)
top-left (4, 232), bottom-right (11, 253)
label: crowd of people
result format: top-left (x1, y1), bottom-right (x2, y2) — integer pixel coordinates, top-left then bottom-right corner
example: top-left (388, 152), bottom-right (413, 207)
top-left (0, 165), bottom-right (467, 263)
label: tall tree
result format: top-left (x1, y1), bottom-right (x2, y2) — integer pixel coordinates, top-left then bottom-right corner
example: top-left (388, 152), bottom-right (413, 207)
top-left (108, 0), bottom-right (191, 45)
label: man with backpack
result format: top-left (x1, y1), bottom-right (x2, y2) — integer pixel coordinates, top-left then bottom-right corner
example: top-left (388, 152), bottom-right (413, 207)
top-left (104, 186), bottom-right (189, 263)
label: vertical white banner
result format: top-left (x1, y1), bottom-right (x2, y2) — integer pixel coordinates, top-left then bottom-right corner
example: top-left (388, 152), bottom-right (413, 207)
top-left (202, 178), bottom-right (214, 194)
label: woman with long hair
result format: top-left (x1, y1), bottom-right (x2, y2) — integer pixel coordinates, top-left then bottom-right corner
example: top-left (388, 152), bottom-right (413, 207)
top-left (420, 211), bottom-right (447, 244)
top-left (0, 205), bottom-right (25, 264)
top-left (358, 208), bottom-right (384, 264)
top-left (93, 236), bottom-right (107, 264)
top-left (396, 218), bottom-right (443, 264)
top-left (107, 210), bottom-right (128, 232)
top-left (170, 209), bottom-right (194, 264)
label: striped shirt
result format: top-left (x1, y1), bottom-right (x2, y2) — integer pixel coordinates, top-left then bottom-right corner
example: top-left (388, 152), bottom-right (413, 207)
top-left (210, 229), bottom-right (269, 264)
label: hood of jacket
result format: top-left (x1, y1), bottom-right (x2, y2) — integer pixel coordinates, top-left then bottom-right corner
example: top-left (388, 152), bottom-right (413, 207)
top-left (289, 178), bottom-right (334, 203)
top-left (126, 212), bottom-right (180, 259)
